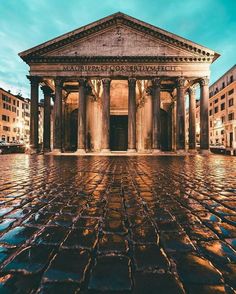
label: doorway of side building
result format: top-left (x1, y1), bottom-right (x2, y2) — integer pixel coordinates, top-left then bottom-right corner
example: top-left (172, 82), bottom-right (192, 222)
top-left (110, 115), bottom-right (128, 151)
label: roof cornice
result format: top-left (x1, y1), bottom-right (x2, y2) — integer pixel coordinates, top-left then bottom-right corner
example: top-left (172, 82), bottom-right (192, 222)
top-left (25, 55), bottom-right (214, 64)
top-left (19, 12), bottom-right (220, 63)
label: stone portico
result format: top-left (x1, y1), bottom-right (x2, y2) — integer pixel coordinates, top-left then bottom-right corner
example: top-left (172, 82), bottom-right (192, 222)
top-left (19, 12), bottom-right (219, 154)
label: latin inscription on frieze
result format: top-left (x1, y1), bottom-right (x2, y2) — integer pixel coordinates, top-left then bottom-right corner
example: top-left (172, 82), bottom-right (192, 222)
top-left (62, 64), bottom-right (179, 73)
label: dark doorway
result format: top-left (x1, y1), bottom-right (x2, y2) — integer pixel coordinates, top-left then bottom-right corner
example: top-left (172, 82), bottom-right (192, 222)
top-left (110, 115), bottom-right (128, 151)
top-left (70, 109), bottom-right (78, 151)
top-left (160, 109), bottom-right (171, 151)
top-left (230, 132), bottom-right (233, 148)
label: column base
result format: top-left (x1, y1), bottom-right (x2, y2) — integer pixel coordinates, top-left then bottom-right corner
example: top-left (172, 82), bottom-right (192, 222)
top-left (152, 149), bottom-right (161, 154)
top-left (176, 149), bottom-right (187, 154)
top-left (27, 146), bottom-right (39, 154)
top-left (43, 148), bottom-right (51, 153)
top-left (188, 149), bottom-right (198, 154)
top-left (75, 148), bottom-right (86, 154)
top-left (199, 149), bottom-right (211, 155)
top-left (127, 149), bottom-right (136, 153)
top-left (52, 148), bottom-right (62, 154)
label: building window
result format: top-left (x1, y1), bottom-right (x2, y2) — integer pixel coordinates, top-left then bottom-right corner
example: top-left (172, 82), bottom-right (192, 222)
top-left (222, 82), bottom-right (225, 89)
top-left (221, 116), bottom-right (225, 123)
top-left (214, 98), bottom-right (218, 104)
top-left (214, 106), bottom-right (218, 114)
top-left (221, 94), bottom-right (225, 100)
top-left (2, 94), bottom-right (11, 103)
top-left (221, 103), bottom-right (225, 111)
top-left (3, 126), bottom-right (10, 131)
top-left (2, 115), bottom-right (10, 122)
top-left (230, 75), bottom-right (234, 83)
top-left (209, 109), bottom-right (212, 116)
top-left (228, 112), bottom-right (234, 121)
top-left (17, 101), bottom-right (19, 107)
top-left (216, 131), bottom-right (218, 136)
top-left (228, 89), bottom-right (234, 95)
top-left (210, 121), bottom-right (213, 127)
top-left (221, 130), bottom-right (224, 135)
top-left (229, 98), bottom-right (234, 107)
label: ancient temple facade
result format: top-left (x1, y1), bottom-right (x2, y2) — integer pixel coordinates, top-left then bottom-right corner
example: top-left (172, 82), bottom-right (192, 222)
top-left (19, 12), bottom-right (219, 154)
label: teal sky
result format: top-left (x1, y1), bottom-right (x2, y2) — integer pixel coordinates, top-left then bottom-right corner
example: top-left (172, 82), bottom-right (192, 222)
top-left (0, 0), bottom-right (235, 97)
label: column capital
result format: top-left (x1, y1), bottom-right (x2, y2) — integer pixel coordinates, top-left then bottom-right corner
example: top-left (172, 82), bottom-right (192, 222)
top-left (128, 77), bottom-right (136, 84)
top-left (176, 77), bottom-right (186, 88)
top-left (54, 77), bottom-right (64, 88)
top-left (102, 78), bottom-right (111, 86)
top-left (188, 86), bottom-right (196, 96)
top-left (27, 75), bottom-right (41, 85)
top-left (78, 78), bottom-right (87, 86)
top-left (152, 78), bottom-right (161, 88)
top-left (41, 85), bottom-right (53, 96)
top-left (200, 77), bottom-right (210, 87)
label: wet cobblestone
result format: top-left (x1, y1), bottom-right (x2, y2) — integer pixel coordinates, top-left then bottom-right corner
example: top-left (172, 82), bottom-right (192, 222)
top-left (0, 154), bottom-right (235, 293)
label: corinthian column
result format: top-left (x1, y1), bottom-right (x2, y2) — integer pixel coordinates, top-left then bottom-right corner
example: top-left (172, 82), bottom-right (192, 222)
top-left (41, 86), bottom-right (52, 152)
top-left (101, 78), bottom-right (111, 152)
top-left (152, 78), bottom-right (161, 152)
top-left (53, 78), bottom-right (63, 152)
top-left (128, 78), bottom-right (136, 152)
top-left (200, 77), bottom-right (210, 153)
top-left (77, 79), bottom-right (86, 153)
top-left (176, 77), bottom-right (186, 151)
top-left (28, 76), bottom-right (40, 152)
top-left (188, 86), bottom-right (196, 151)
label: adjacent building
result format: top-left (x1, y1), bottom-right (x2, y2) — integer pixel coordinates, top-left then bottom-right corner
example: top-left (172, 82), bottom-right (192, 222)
top-left (186, 65), bottom-right (236, 152)
top-left (0, 87), bottom-right (44, 144)
top-left (209, 64), bottom-right (236, 149)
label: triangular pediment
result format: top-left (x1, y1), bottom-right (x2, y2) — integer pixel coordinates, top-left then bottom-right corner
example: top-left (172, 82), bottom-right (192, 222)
top-left (44, 25), bottom-right (193, 57)
top-left (19, 12), bottom-right (219, 62)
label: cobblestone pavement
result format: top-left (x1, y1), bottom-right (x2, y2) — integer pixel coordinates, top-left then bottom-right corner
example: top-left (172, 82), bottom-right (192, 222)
top-left (0, 154), bottom-right (235, 293)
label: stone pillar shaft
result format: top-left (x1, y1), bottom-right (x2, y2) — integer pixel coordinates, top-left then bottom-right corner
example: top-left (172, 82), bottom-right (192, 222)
top-left (200, 77), bottom-right (210, 151)
top-left (41, 86), bottom-right (52, 152)
top-left (188, 87), bottom-right (196, 150)
top-left (53, 78), bottom-right (63, 151)
top-left (77, 79), bottom-right (86, 151)
top-left (28, 76), bottom-right (39, 150)
top-left (128, 78), bottom-right (136, 151)
top-left (101, 78), bottom-right (111, 151)
top-left (176, 77), bottom-right (186, 150)
top-left (152, 78), bottom-right (161, 151)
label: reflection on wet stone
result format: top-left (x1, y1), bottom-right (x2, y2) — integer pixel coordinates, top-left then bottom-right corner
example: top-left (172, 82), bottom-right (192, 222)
top-left (133, 272), bottom-right (185, 294)
top-left (0, 226), bottom-right (38, 247)
top-left (0, 154), bottom-right (235, 292)
top-left (3, 245), bottom-right (54, 274)
top-left (88, 255), bottom-right (132, 291)
top-left (62, 228), bottom-right (98, 250)
top-left (43, 249), bottom-right (90, 283)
